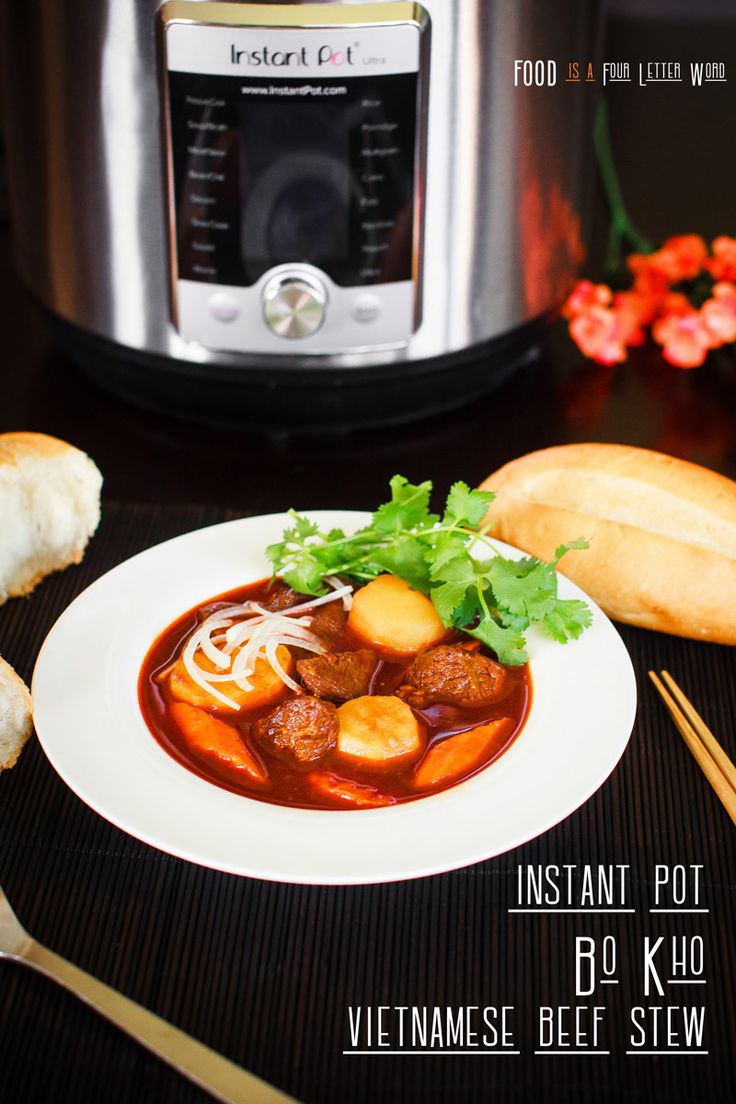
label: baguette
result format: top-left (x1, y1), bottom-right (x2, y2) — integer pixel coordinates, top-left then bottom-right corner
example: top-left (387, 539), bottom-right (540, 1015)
top-left (479, 443), bottom-right (736, 644)
top-left (0, 432), bottom-right (102, 604)
top-left (0, 656), bottom-right (33, 770)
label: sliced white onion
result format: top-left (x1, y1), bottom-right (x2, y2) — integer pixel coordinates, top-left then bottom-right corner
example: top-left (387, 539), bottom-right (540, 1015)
top-left (200, 605), bottom-right (248, 626)
top-left (197, 619), bottom-right (236, 669)
top-left (325, 575), bottom-right (353, 610)
top-left (283, 638), bottom-right (325, 655)
top-left (273, 587), bottom-right (354, 617)
top-left (183, 620), bottom-right (232, 670)
top-left (231, 626), bottom-right (269, 681)
top-left (261, 621), bottom-right (323, 645)
top-left (224, 612), bottom-right (313, 648)
top-left (181, 632), bottom-right (240, 709)
top-left (197, 669), bottom-right (253, 686)
top-left (175, 579), bottom-right (351, 711)
top-left (266, 637), bottom-right (302, 693)
top-left (223, 618), bottom-right (268, 651)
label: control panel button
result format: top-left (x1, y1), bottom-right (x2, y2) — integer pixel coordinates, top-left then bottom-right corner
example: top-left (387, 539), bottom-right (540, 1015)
top-left (208, 291), bottom-right (240, 322)
top-left (262, 275), bottom-right (327, 339)
top-left (352, 292), bottom-right (381, 323)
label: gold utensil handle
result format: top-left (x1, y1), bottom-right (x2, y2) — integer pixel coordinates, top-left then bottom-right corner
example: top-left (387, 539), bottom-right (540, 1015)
top-left (21, 940), bottom-right (298, 1104)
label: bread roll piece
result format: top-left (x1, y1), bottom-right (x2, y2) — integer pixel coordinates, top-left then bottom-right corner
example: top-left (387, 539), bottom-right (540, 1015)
top-left (0, 432), bottom-right (102, 604)
top-left (0, 656), bottom-right (33, 770)
top-left (479, 443), bottom-right (736, 644)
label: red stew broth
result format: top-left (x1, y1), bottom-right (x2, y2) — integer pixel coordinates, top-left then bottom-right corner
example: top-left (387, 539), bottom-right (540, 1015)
top-left (138, 579), bottom-right (532, 810)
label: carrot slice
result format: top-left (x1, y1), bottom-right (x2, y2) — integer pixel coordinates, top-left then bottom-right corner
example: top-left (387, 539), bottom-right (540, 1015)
top-left (412, 718), bottom-right (513, 789)
top-left (170, 702), bottom-right (268, 784)
top-left (307, 771), bottom-right (395, 808)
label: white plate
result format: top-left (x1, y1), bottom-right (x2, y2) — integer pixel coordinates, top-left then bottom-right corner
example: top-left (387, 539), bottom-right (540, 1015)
top-left (31, 512), bottom-right (637, 885)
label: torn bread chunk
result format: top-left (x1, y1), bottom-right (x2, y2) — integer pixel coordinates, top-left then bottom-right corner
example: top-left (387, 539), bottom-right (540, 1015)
top-left (0, 432), bottom-right (102, 604)
top-left (0, 656), bottom-right (32, 771)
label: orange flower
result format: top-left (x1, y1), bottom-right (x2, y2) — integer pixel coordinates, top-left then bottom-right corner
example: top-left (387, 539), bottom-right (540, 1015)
top-left (628, 252), bottom-right (663, 281)
top-left (713, 280), bottom-right (736, 307)
top-left (700, 281), bottom-right (736, 347)
top-left (627, 256), bottom-right (670, 321)
top-left (564, 235), bottom-right (735, 369)
top-left (706, 236), bottom-right (736, 281)
top-left (628, 235), bottom-right (707, 287)
top-left (662, 291), bottom-right (692, 317)
top-left (651, 309), bottom-right (711, 368)
top-left (569, 305), bottom-right (628, 365)
top-left (611, 290), bottom-right (647, 345)
top-left (562, 279), bottom-right (612, 319)
top-left (628, 250), bottom-right (677, 285)
top-left (659, 234), bottom-right (708, 281)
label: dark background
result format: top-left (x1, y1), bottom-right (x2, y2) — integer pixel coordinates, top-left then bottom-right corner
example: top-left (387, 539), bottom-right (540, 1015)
top-left (0, 7), bottom-right (735, 1104)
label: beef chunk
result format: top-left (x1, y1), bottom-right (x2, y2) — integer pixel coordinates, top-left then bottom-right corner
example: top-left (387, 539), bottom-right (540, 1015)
top-left (252, 696), bottom-right (338, 765)
top-left (296, 649), bottom-right (377, 702)
top-left (260, 580), bottom-right (302, 612)
top-left (307, 600), bottom-right (348, 645)
top-left (396, 645), bottom-right (505, 709)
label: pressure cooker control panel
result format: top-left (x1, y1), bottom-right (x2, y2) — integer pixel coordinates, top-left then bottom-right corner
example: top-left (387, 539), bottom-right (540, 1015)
top-left (160, 2), bottom-right (429, 355)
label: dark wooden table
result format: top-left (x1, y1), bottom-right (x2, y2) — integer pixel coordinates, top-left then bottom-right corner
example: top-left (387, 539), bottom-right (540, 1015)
top-left (1, 13), bottom-right (735, 1104)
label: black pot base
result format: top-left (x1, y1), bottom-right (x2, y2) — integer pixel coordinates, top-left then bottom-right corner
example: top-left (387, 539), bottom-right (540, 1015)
top-left (46, 310), bottom-right (544, 434)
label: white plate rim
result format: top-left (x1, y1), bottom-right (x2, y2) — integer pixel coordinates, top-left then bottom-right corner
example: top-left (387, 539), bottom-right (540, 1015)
top-left (31, 511), bottom-right (638, 885)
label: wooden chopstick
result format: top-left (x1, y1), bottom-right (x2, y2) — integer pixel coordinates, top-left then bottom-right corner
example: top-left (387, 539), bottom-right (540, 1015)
top-left (648, 670), bottom-right (736, 826)
top-left (660, 670), bottom-right (736, 794)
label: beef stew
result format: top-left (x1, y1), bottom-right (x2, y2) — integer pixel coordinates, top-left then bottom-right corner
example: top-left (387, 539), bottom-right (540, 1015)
top-left (138, 576), bottom-right (531, 811)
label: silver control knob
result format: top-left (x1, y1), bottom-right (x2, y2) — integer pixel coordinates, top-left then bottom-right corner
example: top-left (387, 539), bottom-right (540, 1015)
top-left (262, 274), bottom-right (327, 339)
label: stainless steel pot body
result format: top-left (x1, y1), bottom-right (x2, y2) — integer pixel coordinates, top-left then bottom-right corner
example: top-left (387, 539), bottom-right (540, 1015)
top-left (1, 0), bottom-right (599, 373)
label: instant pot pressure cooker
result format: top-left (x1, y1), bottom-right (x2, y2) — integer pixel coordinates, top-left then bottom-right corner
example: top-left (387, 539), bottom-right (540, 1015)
top-left (0, 1), bottom-right (599, 429)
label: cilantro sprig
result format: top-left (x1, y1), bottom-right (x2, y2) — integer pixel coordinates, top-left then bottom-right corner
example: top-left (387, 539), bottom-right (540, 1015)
top-left (266, 475), bottom-right (592, 665)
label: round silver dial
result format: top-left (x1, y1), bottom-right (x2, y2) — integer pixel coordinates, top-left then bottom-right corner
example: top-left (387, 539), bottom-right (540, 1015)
top-left (262, 274), bottom-right (327, 339)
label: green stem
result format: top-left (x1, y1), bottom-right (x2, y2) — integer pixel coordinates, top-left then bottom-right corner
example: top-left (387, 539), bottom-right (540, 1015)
top-left (475, 577), bottom-right (491, 619)
top-left (594, 99), bottom-right (655, 276)
top-left (291, 521), bottom-right (501, 559)
top-left (281, 521), bottom-right (504, 591)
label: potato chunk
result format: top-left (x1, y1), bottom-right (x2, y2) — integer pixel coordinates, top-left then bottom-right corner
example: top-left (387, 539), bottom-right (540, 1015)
top-left (347, 575), bottom-right (448, 657)
top-left (168, 645), bottom-right (293, 713)
top-left (336, 695), bottom-right (423, 764)
top-left (412, 718), bottom-right (512, 789)
top-left (170, 702), bottom-right (268, 784)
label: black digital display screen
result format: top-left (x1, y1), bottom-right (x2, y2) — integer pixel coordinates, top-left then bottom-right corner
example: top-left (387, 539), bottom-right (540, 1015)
top-left (168, 71), bottom-right (418, 288)
top-left (237, 100), bottom-right (351, 275)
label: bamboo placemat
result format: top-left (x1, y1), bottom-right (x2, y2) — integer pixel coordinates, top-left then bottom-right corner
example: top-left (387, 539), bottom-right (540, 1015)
top-left (0, 502), bottom-right (734, 1103)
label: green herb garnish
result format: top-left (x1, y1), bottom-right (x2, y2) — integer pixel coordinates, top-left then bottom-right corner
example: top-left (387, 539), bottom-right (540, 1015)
top-left (266, 475), bottom-right (592, 665)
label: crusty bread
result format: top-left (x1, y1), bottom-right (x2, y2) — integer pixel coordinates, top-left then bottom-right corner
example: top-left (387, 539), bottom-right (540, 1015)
top-left (479, 443), bottom-right (736, 644)
top-left (0, 432), bottom-right (102, 604)
top-left (0, 655), bottom-right (32, 770)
